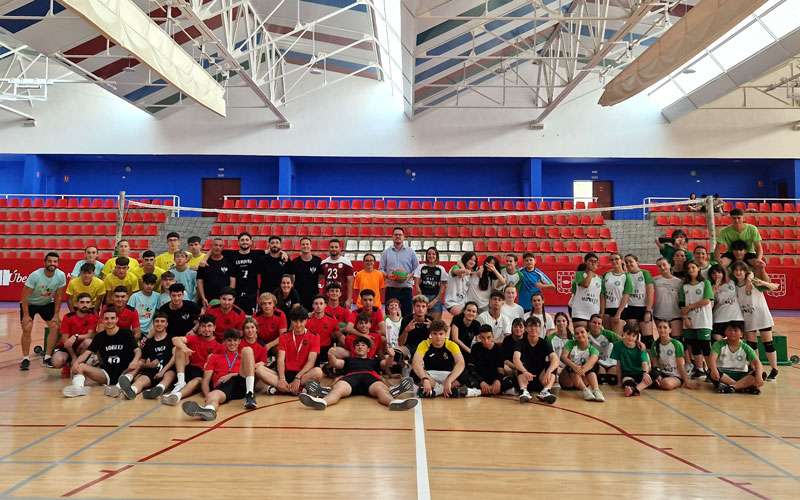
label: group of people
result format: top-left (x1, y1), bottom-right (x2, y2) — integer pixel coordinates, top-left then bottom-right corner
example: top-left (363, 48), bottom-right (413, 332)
top-left (17, 213), bottom-right (776, 419)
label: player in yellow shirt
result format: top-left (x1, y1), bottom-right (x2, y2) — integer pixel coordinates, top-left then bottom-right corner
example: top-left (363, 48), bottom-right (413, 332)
top-left (354, 253), bottom-right (385, 308)
top-left (66, 262), bottom-right (106, 311)
top-left (155, 232), bottom-right (181, 270)
top-left (134, 250), bottom-right (166, 291)
top-left (103, 256), bottom-right (140, 304)
top-left (102, 239), bottom-right (140, 276)
top-left (187, 236), bottom-right (205, 269)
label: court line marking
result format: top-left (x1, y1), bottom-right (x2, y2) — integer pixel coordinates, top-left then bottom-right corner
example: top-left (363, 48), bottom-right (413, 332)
top-left (644, 392), bottom-right (799, 482)
top-left (0, 375), bottom-right (47, 395)
top-left (414, 400), bottom-right (431, 500)
top-left (0, 400), bottom-right (122, 461)
top-left (679, 390), bottom-right (800, 453)
top-left (0, 404), bottom-right (163, 498)
top-left (4, 459), bottom-right (413, 470)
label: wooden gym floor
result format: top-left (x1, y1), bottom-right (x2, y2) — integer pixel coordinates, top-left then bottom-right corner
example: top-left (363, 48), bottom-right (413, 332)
top-left (1, 306), bottom-right (799, 499)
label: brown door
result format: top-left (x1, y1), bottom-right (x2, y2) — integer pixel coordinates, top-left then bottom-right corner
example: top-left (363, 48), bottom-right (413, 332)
top-left (202, 178), bottom-right (241, 216)
top-left (592, 181), bottom-right (613, 220)
top-left (777, 180), bottom-right (788, 199)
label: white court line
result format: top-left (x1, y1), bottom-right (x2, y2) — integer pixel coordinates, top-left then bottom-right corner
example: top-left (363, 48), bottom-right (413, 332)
top-left (414, 400), bottom-right (431, 500)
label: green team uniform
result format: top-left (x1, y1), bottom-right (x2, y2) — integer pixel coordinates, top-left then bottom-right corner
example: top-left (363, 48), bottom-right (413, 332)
top-left (718, 224), bottom-right (761, 254)
top-left (570, 271), bottom-right (602, 320)
top-left (589, 329), bottom-right (619, 368)
top-left (627, 270), bottom-right (654, 307)
top-left (601, 271), bottom-right (633, 309)
top-left (610, 341), bottom-right (650, 376)
top-left (679, 280), bottom-right (714, 341)
top-left (546, 333), bottom-right (571, 366)
top-left (651, 339), bottom-right (685, 377)
top-left (660, 244), bottom-right (694, 264)
top-left (711, 340), bottom-right (758, 381)
top-left (563, 340), bottom-right (600, 368)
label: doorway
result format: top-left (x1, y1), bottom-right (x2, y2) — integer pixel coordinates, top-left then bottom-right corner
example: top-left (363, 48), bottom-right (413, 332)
top-left (593, 180), bottom-right (613, 219)
top-left (202, 178), bottom-right (241, 216)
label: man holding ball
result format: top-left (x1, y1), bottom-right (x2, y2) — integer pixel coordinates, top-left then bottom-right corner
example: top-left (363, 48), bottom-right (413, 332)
top-left (381, 227), bottom-right (419, 316)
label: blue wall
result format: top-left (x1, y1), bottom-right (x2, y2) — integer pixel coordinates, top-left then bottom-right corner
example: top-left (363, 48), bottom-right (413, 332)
top-left (0, 155), bottom-right (25, 193)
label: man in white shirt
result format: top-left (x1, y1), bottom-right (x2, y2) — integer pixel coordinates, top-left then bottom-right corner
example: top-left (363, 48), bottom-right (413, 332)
top-left (478, 291), bottom-right (512, 344)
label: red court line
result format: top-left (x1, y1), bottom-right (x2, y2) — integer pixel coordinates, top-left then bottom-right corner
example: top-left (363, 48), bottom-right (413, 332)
top-left (497, 396), bottom-right (769, 500)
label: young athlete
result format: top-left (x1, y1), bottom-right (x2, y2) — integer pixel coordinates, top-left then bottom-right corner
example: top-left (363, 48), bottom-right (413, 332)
top-left (53, 293), bottom-right (98, 369)
top-left (546, 312), bottom-right (572, 384)
top-left (679, 261), bottom-right (714, 379)
top-left (524, 292), bottom-right (555, 334)
top-left (467, 255), bottom-right (506, 312)
top-left (731, 261), bottom-right (780, 381)
top-left (206, 287), bottom-right (246, 341)
top-left (273, 274), bottom-right (302, 315)
top-left (158, 283), bottom-right (201, 338)
top-left (412, 320), bottom-right (480, 398)
top-left (118, 312), bottom-right (176, 399)
top-left (306, 295), bottom-right (339, 364)
top-left (399, 295), bottom-right (434, 360)
top-left (656, 229), bottom-right (694, 266)
top-left (611, 325), bottom-right (651, 397)
top-left (501, 254), bottom-right (520, 288)
top-left (103, 256), bottom-right (139, 303)
top-left (62, 309), bottom-right (140, 398)
top-left (587, 314), bottom-right (620, 384)
top-left (20, 252), bottom-right (67, 370)
top-left (445, 252), bottom-right (477, 315)
top-left (622, 254), bottom-right (655, 346)
top-left (299, 336), bottom-right (417, 411)
top-left (324, 282), bottom-right (350, 343)
top-left (653, 257), bottom-right (684, 342)
top-left (70, 245), bottom-right (104, 278)
top-left (276, 307), bottom-right (324, 395)
top-left (600, 253), bottom-right (632, 335)
top-left (355, 253), bottom-right (386, 309)
top-left (102, 240), bottom-right (140, 278)
top-left (345, 289), bottom-right (385, 337)
top-left (384, 298), bottom-right (403, 352)
top-left (182, 329), bottom-right (258, 420)
top-left (254, 292), bottom-right (287, 353)
top-left (101, 286), bottom-right (142, 339)
top-left (570, 253), bottom-right (602, 328)
top-left (449, 301), bottom-right (480, 359)
top-left (162, 315), bottom-right (223, 405)
top-left (469, 326), bottom-right (512, 396)
top-left (708, 264), bottom-right (743, 341)
top-left (500, 285), bottom-right (524, 324)
top-left (501, 317), bottom-right (526, 377)
top-left (709, 322), bottom-right (764, 394)
top-left (66, 262), bottom-right (105, 311)
top-left (715, 208), bottom-right (766, 277)
top-left (560, 325), bottom-right (604, 402)
top-left (650, 319), bottom-right (694, 390)
top-left (127, 273), bottom-right (161, 338)
top-left (133, 250), bottom-right (166, 292)
top-left (513, 316), bottom-right (559, 404)
top-left (477, 291), bottom-right (512, 344)
top-left (515, 253), bottom-right (554, 313)
top-left (693, 246), bottom-right (713, 279)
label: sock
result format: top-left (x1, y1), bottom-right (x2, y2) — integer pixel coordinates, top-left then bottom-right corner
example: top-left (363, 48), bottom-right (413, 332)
top-left (132, 386), bottom-right (139, 394)
top-left (157, 384), bottom-right (165, 390)
top-left (177, 373), bottom-right (185, 385)
top-left (23, 356), bottom-right (30, 361)
top-left (203, 404), bottom-right (214, 410)
top-left (123, 373), bottom-right (133, 381)
top-left (72, 374), bottom-right (86, 387)
top-left (245, 376), bottom-right (254, 394)
top-left (44, 354), bottom-right (51, 361)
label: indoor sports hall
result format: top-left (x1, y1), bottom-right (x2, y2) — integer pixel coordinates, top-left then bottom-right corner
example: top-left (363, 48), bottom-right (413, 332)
top-left (1, 1), bottom-right (800, 499)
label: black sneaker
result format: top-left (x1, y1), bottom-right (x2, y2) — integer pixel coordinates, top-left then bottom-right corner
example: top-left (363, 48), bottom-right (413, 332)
top-left (605, 374), bottom-right (618, 386)
top-left (244, 392), bottom-right (257, 410)
top-left (304, 380), bottom-right (322, 398)
top-left (741, 386), bottom-right (761, 395)
top-left (43, 358), bottom-right (55, 369)
top-left (142, 385), bottom-right (164, 399)
top-left (117, 376), bottom-right (136, 400)
top-left (536, 389), bottom-right (557, 404)
top-left (389, 377), bottom-right (415, 399)
top-left (766, 369), bottom-right (778, 382)
top-left (19, 358), bottom-right (30, 371)
top-left (716, 383), bottom-right (735, 394)
top-left (691, 368), bottom-right (705, 379)
top-left (182, 401), bottom-right (217, 421)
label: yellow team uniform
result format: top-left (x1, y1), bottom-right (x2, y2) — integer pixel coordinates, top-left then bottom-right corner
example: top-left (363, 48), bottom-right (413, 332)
top-left (104, 272), bottom-right (140, 296)
top-left (154, 252), bottom-right (175, 271)
top-left (132, 266), bottom-right (166, 292)
top-left (188, 253), bottom-right (205, 270)
top-left (66, 276), bottom-right (106, 308)
top-left (102, 257), bottom-right (140, 277)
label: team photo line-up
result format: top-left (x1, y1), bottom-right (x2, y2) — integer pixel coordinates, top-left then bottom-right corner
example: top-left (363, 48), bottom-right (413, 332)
top-left (18, 211), bottom-right (775, 418)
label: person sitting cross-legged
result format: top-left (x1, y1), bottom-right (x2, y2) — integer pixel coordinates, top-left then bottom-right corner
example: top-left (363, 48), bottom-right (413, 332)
top-left (709, 322), bottom-right (764, 395)
top-left (514, 316), bottom-right (559, 404)
top-left (412, 320), bottom-right (481, 399)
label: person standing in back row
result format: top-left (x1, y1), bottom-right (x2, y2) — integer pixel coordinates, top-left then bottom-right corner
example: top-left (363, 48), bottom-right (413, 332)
top-left (259, 236), bottom-right (290, 296)
top-left (290, 237), bottom-right (322, 310)
top-left (196, 238), bottom-right (235, 307)
top-left (381, 227), bottom-right (419, 317)
top-left (222, 232), bottom-right (264, 314)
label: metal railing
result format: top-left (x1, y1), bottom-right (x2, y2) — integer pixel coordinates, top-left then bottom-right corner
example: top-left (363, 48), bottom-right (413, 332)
top-left (642, 196), bottom-right (800, 219)
top-left (0, 193), bottom-right (180, 213)
top-left (223, 194), bottom-right (596, 203)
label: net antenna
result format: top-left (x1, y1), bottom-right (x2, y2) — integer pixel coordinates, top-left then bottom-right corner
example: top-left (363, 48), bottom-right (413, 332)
top-left (116, 191), bottom-right (126, 246)
top-left (705, 195), bottom-right (717, 255)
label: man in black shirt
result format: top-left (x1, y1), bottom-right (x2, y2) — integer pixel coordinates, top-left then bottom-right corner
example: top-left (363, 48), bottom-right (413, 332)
top-left (259, 235), bottom-right (290, 295)
top-left (62, 308), bottom-right (140, 398)
top-left (196, 238), bottom-right (234, 307)
top-left (501, 317), bottom-right (526, 375)
top-left (470, 325), bottom-right (510, 396)
top-left (513, 316), bottom-right (558, 404)
top-left (159, 283), bottom-right (201, 338)
top-left (290, 237), bottom-right (322, 309)
top-left (299, 336), bottom-right (417, 411)
top-left (222, 232), bottom-right (264, 314)
top-left (399, 295), bottom-right (433, 359)
top-left (118, 312), bottom-right (176, 400)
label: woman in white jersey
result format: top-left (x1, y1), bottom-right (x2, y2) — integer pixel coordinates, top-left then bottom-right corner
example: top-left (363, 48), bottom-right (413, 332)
top-left (679, 261), bottom-right (714, 379)
top-left (622, 254), bottom-right (655, 348)
top-left (466, 255), bottom-right (506, 312)
top-left (600, 254), bottom-right (632, 335)
top-left (546, 311), bottom-right (573, 379)
top-left (707, 264), bottom-right (743, 342)
top-left (559, 325), bottom-right (604, 402)
top-left (731, 261), bottom-right (779, 382)
top-left (569, 253), bottom-right (602, 328)
top-left (653, 258), bottom-right (684, 341)
top-left (524, 292), bottom-right (555, 334)
top-left (650, 320), bottom-right (694, 390)
top-left (445, 252), bottom-right (477, 315)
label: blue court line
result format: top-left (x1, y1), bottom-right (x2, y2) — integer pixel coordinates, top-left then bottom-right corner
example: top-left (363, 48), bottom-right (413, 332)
top-left (0, 404), bottom-right (163, 497)
top-left (643, 392), bottom-right (799, 481)
top-left (0, 400), bottom-right (122, 461)
top-left (679, 390), bottom-right (800, 453)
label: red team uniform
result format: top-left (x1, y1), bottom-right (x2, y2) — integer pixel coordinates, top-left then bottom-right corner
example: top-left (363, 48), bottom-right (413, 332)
top-left (254, 309), bottom-right (287, 344)
top-left (206, 304), bottom-right (247, 342)
top-left (240, 338), bottom-right (268, 364)
top-left (101, 305), bottom-right (140, 331)
top-left (306, 313), bottom-right (338, 350)
top-left (278, 331), bottom-right (320, 380)
top-left (350, 307), bottom-right (384, 334)
top-left (344, 333), bottom-right (383, 359)
top-left (320, 258), bottom-right (354, 292)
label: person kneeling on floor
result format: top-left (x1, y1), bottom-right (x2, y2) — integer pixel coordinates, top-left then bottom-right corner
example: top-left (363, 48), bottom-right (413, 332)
top-left (708, 322), bottom-right (764, 395)
top-left (411, 320), bottom-right (481, 398)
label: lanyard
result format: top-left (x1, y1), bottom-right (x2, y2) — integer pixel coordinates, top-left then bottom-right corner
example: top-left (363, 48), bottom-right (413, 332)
top-left (291, 332), bottom-right (305, 357)
top-left (224, 351), bottom-right (238, 371)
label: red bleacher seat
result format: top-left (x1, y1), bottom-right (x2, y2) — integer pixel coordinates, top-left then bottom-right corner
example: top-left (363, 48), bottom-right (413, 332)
top-left (468, 201), bottom-right (479, 211)
top-left (605, 241), bottom-right (618, 253)
top-left (551, 201), bottom-right (562, 211)
top-left (539, 241), bottom-right (551, 253)
top-left (479, 201), bottom-right (489, 211)
top-left (474, 241), bottom-right (487, 252)
top-left (526, 241), bottom-right (538, 252)
top-left (579, 241), bottom-right (592, 253)
top-left (591, 241), bottom-right (604, 253)
top-left (487, 241), bottom-right (500, 252)
top-left (566, 241), bottom-right (578, 253)
top-left (592, 215), bottom-right (604, 225)
top-left (542, 255), bottom-right (556, 265)
top-left (599, 228), bottom-right (611, 239)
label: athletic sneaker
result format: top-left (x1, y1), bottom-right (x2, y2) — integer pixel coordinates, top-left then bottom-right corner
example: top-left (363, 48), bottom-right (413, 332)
top-left (623, 385), bottom-right (634, 397)
top-left (298, 392), bottom-right (327, 410)
top-left (262, 385), bottom-right (277, 395)
top-left (19, 358), bottom-right (30, 371)
top-left (118, 376), bottom-right (136, 400)
top-left (456, 386), bottom-right (481, 398)
top-left (766, 368), bottom-right (778, 382)
top-left (62, 385), bottom-right (90, 398)
top-left (304, 380), bottom-right (323, 398)
top-left (244, 392), bottom-right (257, 410)
top-left (43, 358), bottom-right (54, 369)
top-left (691, 367), bottom-right (705, 379)
top-left (582, 387), bottom-right (595, 401)
top-left (536, 389), bottom-right (557, 404)
top-left (741, 386), bottom-right (761, 395)
top-left (389, 398), bottom-right (418, 411)
top-left (142, 385), bottom-right (164, 399)
top-left (182, 401), bottom-right (217, 421)
top-left (716, 383), bottom-right (735, 394)
top-left (551, 382), bottom-right (561, 395)
top-left (519, 390), bottom-right (532, 403)
top-left (171, 381), bottom-right (186, 394)
top-left (592, 388), bottom-right (605, 402)
top-left (104, 385), bottom-right (121, 398)
top-left (605, 374), bottom-right (618, 386)
top-left (160, 392), bottom-right (181, 406)
top-left (389, 377), bottom-right (415, 399)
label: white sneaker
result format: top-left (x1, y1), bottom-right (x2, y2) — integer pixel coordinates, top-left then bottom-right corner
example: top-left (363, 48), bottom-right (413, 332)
top-left (389, 398), bottom-right (418, 411)
top-left (592, 388), bottom-right (605, 402)
top-left (103, 385), bottom-right (120, 398)
top-left (63, 385), bottom-right (89, 398)
top-left (298, 392), bottom-right (327, 410)
top-left (160, 392), bottom-right (181, 406)
top-left (465, 388), bottom-right (481, 398)
top-left (171, 381), bottom-right (186, 394)
top-left (536, 389), bottom-right (557, 404)
top-left (582, 387), bottom-right (596, 401)
top-left (519, 390), bottom-right (532, 403)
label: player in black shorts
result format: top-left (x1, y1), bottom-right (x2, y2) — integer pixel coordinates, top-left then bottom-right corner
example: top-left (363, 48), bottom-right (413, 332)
top-left (62, 309), bottom-right (140, 398)
top-left (223, 232), bottom-right (265, 314)
top-left (299, 336), bottom-right (417, 411)
top-left (468, 325), bottom-right (514, 396)
top-left (118, 312), bottom-right (176, 400)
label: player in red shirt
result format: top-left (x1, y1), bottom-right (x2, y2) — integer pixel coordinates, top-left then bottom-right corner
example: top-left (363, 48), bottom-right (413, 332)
top-left (345, 289), bottom-right (385, 337)
top-left (319, 239), bottom-right (354, 308)
top-left (275, 307), bottom-right (323, 395)
top-left (306, 295), bottom-right (338, 362)
top-left (324, 282), bottom-right (350, 345)
top-left (254, 292), bottom-right (287, 353)
top-left (52, 293), bottom-right (98, 369)
top-left (182, 329), bottom-right (258, 420)
top-left (300, 336), bottom-right (417, 411)
top-left (240, 318), bottom-right (267, 365)
top-left (330, 313), bottom-right (386, 366)
top-left (161, 314), bottom-right (223, 405)
top-left (99, 286), bottom-right (141, 339)
top-left (206, 287), bottom-right (246, 341)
